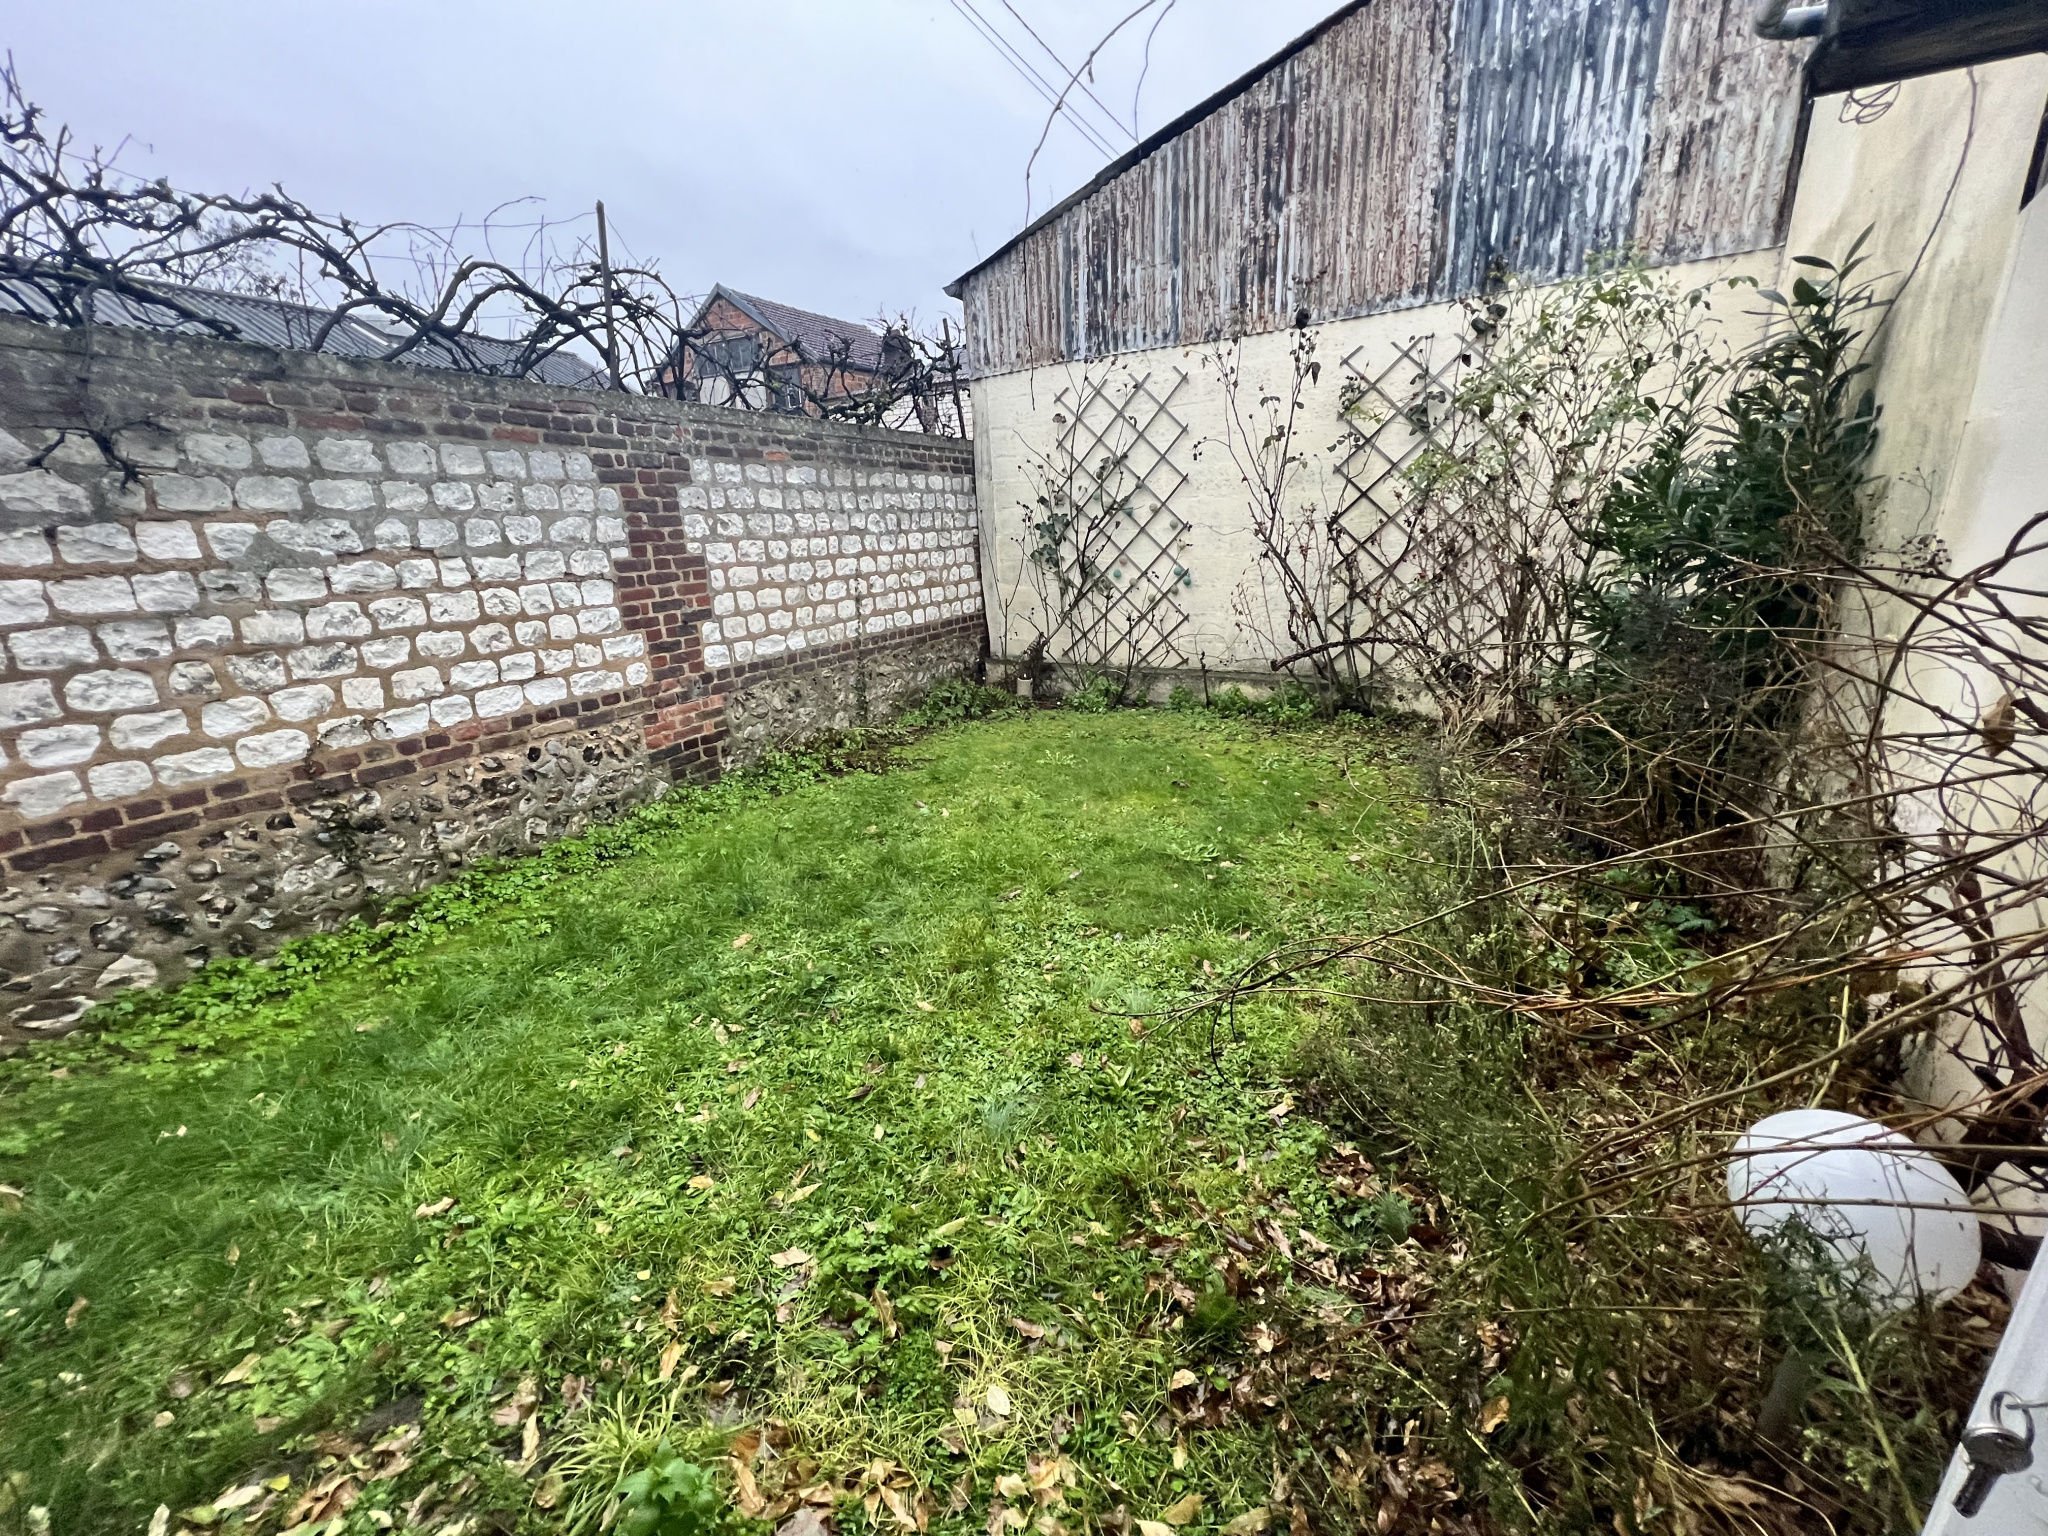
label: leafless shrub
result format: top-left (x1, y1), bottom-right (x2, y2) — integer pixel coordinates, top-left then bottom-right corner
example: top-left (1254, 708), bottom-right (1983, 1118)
top-left (1193, 246), bottom-right (2048, 1255)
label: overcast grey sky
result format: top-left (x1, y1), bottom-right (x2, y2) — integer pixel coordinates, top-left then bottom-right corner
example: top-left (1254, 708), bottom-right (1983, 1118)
top-left (7, 1), bottom-right (1339, 329)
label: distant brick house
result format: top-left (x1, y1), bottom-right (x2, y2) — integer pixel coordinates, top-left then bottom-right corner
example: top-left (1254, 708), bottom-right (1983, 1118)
top-left (665, 285), bottom-right (909, 416)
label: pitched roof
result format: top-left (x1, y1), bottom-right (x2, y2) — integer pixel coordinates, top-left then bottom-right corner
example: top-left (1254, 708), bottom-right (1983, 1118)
top-left (695, 284), bottom-right (888, 374)
top-left (0, 273), bottom-right (609, 389)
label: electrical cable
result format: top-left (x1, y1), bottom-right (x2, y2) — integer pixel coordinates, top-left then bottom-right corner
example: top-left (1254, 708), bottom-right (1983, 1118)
top-left (947, 0), bottom-right (1119, 159)
top-left (993, 0), bottom-right (1138, 146)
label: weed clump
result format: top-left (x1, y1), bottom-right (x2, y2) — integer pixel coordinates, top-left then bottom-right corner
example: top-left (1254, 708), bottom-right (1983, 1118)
top-left (901, 675), bottom-right (1024, 727)
top-left (1063, 672), bottom-right (1123, 712)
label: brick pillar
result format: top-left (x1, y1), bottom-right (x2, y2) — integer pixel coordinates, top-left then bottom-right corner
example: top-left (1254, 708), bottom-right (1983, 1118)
top-left (612, 440), bottom-right (721, 777)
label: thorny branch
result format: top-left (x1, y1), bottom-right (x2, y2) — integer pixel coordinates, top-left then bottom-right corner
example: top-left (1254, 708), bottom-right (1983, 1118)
top-left (1163, 251), bottom-right (2048, 1272)
top-left (0, 61), bottom-right (966, 432)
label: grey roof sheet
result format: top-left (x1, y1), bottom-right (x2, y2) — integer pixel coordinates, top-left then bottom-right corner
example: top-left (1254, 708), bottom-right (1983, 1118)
top-left (0, 274), bottom-right (609, 389)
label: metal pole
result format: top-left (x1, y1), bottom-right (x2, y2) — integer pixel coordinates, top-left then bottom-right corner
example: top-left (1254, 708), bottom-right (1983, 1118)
top-left (595, 200), bottom-right (622, 392)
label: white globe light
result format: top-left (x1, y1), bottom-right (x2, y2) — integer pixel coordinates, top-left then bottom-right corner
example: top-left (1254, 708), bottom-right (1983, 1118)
top-left (1727, 1109), bottom-right (1981, 1309)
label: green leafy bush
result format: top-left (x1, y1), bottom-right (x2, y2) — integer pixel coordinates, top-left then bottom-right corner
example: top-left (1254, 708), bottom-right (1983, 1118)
top-left (1064, 672), bottom-right (1124, 712)
top-left (614, 1441), bottom-right (736, 1536)
top-left (900, 675), bottom-right (1023, 727)
top-left (1206, 686), bottom-right (1259, 718)
top-left (1260, 681), bottom-right (1320, 723)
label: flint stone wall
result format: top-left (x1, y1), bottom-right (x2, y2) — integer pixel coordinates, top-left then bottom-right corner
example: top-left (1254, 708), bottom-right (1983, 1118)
top-left (0, 316), bottom-right (981, 1039)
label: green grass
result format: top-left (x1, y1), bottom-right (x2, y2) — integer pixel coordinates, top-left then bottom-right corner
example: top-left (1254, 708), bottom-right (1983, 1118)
top-left (0, 708), bottom-right (1429, 1535)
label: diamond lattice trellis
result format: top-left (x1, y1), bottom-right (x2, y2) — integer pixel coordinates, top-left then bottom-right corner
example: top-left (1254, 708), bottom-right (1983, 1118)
top-left (1331, 335), bottom-right (1459, 610)
top-left (1042, 368), bottom-right (1195, 673)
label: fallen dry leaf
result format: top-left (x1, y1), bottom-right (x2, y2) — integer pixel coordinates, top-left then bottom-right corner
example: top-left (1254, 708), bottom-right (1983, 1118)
top-left (1166, 1369), bottom-right (1198, 1392)
top-left (1695, 1473), bottom-right (1774, 1511)
top-left (947, 1474), bottom-right (975, 1517)
top-left (1223, 1511), bottom-right (1271, 1535)
top-left (732, 1457), bottom-right (767, 1519)
top-left (880, 1485), bottom-right (919, 1530)
top-left (1160, 1493), bottom-right (1204, 1525)
top-left (1983, 692), bottom-right (2019, 756)
top-left (689, 1175), bottom-right (717, 1191)
top-left (1009, 1318), bottom-right (1047, 1341)
top-left (212, 1484), bottom-right (264, 1513)
top-left (441, 1308), bottom-right (481, 1329)
top-left (777, 1509), bottom-right (831, 1536)
top-left (1136, 1523), bottom-right (1176, 1536)
top-left (414, 1196), bottom-right (456, 1219)
top-left (219, 1352), bottom-right (262, 1386)
top-left (63, 1295), bottom-right (88, 1328)
top-left (658, 1341), bottom-right (684, 1382)
top-left (744, 1088), bottom-right (762, 1111)
top-left (734, 933), bottom-right (754, 948)
top-left (771, 1248), bottom-right (812, 1269)
top-left (985, 1384), bottom-right (1013, 1418)
top-left (915, 1000), bottom-right (936, 1012)
top-left (783, 1182), bottom-right (821, 1207)
top-left (1478, 1395), bottom-right (1510, 1434)
top-left (703, 1276), bottom-right (739, 1297)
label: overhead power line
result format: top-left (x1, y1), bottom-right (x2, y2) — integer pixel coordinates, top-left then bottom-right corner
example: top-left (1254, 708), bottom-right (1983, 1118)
top-left (947, 0), bottom-right (1121, 160)
top-left (995, 0), bottom-right (1138, 147)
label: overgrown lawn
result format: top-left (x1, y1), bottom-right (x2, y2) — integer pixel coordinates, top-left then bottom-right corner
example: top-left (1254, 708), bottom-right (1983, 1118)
top-left (0, 708), bottom-right (1431, 1535)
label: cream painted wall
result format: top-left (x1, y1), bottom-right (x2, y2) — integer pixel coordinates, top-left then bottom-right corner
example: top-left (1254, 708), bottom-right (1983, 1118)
top-left (969, 251), bottom-right (1777, 685)
top-left (1779, 60), bottom-right (2048, 1262)
top-left (1784, 55), bottom-right (2048, 551)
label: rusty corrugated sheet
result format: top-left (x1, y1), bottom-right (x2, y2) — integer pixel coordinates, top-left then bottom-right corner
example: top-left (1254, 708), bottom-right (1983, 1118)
top-left (955, 0), bottom-right (1803, 377)
top-left (1632, 0), bottom-right (1806, 259)
top-left (1440, 0), bottom-right (1667, 294)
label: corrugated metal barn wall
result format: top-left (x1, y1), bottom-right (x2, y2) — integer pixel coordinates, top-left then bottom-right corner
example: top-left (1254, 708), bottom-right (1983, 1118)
top-left (956, 0), bottom-right (1803, 376)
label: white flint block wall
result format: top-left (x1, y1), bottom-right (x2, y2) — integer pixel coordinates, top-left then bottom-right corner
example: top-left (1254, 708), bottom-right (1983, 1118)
top-left (0, 315), bottom-right (983, 1036)
top-left (0, 430), bottom-right (644, 822)
top-left (680, 457), bottom-right (982, 671)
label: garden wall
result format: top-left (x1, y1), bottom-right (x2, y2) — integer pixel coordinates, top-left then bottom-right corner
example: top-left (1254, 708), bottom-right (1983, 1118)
top-left (0, 316), bottom-right (981, 1037)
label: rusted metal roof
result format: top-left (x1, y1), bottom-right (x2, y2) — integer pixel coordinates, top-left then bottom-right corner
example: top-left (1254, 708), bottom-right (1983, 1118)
top-left (951, 0), bottom-right (1804, 377)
